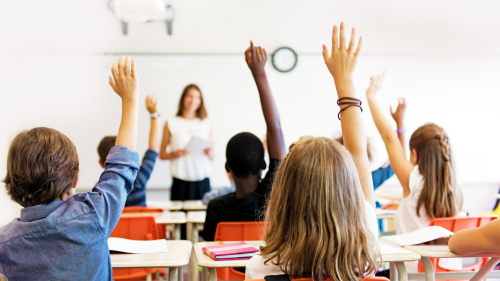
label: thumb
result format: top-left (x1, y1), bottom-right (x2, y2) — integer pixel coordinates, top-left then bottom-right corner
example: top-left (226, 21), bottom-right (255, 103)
top-left (390, 105), bottom-right (395, 115)
top-left (322, 45), bottom-right (330, 63)
top-left (109, 76), bottom-right (116, 91)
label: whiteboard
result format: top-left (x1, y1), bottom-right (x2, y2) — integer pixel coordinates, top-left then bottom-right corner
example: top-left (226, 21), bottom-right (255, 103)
top-left (4, 53), bottom-right (500, 190)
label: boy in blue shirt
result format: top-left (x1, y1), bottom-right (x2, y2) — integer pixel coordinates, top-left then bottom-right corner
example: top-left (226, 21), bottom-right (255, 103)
top-left (0, 56), bottom-right (141, 281)
top-left (97, 95), bottom-right (161, 207)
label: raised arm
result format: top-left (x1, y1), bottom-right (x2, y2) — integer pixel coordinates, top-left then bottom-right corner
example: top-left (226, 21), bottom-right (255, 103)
top-left (245, 41), bottom-right (285, 159)
top-left (391, 98), bottom-right (407, 152)
top-left (145, 95), bottom-right (161, 152)
top-left (322, 22), bottom-right (375, 209)
top-left (109, 56), bottom-right (139, 151)
top-left (448, 220), bottom-right (500, 255)
top-left (365, 73), bottom-right (413, 196)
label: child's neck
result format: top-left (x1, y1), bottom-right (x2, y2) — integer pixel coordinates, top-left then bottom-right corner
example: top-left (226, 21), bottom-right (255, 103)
top-left (233, 176), bottom-right (260, 199)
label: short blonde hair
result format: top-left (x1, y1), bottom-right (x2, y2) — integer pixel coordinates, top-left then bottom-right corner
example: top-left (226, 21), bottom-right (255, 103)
top-left (260, 136), bottom-right (380, 281)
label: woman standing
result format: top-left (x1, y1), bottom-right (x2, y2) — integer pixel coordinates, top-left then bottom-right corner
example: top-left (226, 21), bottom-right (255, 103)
top-left (160, 84), bottom-right (213, 200)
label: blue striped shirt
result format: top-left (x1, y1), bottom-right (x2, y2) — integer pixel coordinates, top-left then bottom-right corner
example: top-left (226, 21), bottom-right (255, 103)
top-left (125, 150), bottom-right (158, 207)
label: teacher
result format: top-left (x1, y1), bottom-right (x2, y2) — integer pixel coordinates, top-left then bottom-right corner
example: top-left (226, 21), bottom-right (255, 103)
top-left (160, 84), bottom-right (213, 200)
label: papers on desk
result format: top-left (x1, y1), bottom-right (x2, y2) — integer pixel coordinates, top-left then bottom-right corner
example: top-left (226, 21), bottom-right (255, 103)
top-left (108, 238), bottom-right (168, 254)
top-left (380, 226), bottom-right (454, 247)
top-left (202, 242), bottom-right (259, 261)
top-left (379, 243), bottom-right (416, 255)
top-left (185, 137), bottom-right (215, 157)
top-left (375, 209), bottom-right (397, 215)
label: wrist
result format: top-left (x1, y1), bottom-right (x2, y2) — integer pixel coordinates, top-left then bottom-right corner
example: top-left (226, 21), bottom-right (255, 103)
top-left (252, 70), bottom-right (266, 79)
top-left (396, 122), bottom-right (404, 129)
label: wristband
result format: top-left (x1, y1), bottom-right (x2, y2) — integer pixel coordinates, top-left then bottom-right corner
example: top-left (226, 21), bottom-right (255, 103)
top-left (150, 112), bottom-right (160, 119)
top-left (397, 128), bottom-right (405, 134)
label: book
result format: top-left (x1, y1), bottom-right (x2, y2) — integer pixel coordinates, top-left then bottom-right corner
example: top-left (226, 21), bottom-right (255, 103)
top-left (108, 237), bottom-right (168, 254)
top-left (202, 242), bottom-right (259, 261)
top-left (380, 226), bottom-right (454, 247)
top-left (185, 137), bottom-right (215, 157)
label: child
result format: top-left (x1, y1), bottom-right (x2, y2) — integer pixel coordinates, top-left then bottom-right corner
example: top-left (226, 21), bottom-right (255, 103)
top-left (365, 72), bottom-right (463, 234)
top-left (202, 41), bottom-right (286, 242)
top-left (0, 56), bottom-right (141, 280)
top-left (449, 219), bottom-right (500, 254)
top-left (97, 95), bottom-right (161, 207)
top-left (246, 23), bottom-right (380, 281)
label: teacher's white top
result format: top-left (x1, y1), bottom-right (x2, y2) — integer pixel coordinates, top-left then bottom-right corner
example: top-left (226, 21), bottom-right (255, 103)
top-left (168, 116), bottom-right (212, 181)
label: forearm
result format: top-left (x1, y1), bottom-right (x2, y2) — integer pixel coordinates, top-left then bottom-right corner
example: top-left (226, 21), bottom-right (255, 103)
top-left (159, 150), bottom-right (174, 160)
top-left (148, 118), bottom-right (161, 152)
top-left (396, 121), bottom-right (406, 152)
top-left (115, 99), bottom-right (139, 151)
top-left (366, 95), bottom-right (400, 144)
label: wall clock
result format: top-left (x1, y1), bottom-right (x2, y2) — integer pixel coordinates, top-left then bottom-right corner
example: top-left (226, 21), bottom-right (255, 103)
top-left (272, 47), bottom-right (298, 73)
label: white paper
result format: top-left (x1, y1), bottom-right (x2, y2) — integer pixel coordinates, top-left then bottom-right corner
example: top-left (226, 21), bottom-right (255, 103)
top-left (379, 243), bottom-right (416, 255)
top-left (380, 226), bottom-right (454, 247)
top-left (185, 137), bottom-right (215, 157)
top-left (375, 209), bottom-right (398, 215)
top-left (108, 237), bottom-right (168, 254)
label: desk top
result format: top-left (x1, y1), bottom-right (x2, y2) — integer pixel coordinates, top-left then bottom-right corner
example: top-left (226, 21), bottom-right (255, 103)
top-left (187, 211), bottom-right (207, 223)
top-left (111, 240), bottom-right (192, 268)
top-left (147, 200), bottom-right (183, 211)
top-left (404, 245), bottom-right (500, 259)
top-left (194, 240), bottom-right (421, 268)
top-left (376, 209), bottom-right (397, 220)
top-left (374, 192), bottom-right (403, 201)
top-left (121, 211), bottom-right (187, 224)
top-left (183, 200), bottom-right (207, 211)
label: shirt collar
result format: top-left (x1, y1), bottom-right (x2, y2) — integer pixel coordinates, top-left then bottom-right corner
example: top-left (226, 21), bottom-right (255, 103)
top-left (20, 201), bottom-right (65, 222)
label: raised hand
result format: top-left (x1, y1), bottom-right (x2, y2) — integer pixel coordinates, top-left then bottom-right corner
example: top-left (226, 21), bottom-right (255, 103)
top-left (391, 98), bottom-right (406, 124)
top-left (109, 56), bottom-right (139, 101)
top-left (145, 95), bottom-right (158, 114)
top-left (366, 72), bottom-right (385, 97)
top-left (245, 41), bottom-right (267, 77)
top-left (322, 22), bottom-right (362, 84)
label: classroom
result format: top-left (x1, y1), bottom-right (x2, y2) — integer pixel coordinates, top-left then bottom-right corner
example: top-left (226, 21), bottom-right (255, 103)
top-left (1, 1), bottom-right (500, 281)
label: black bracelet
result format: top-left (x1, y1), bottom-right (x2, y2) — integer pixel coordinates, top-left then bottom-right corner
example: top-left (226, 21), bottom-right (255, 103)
top-left (337, 97), bottom-right (363, 120)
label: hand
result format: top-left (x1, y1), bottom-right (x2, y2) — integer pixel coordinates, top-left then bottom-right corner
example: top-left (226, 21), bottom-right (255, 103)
top-left (145, 95), bottom-right (158, 114)
top-left (391, 98), bottom-right (407, 127)
top-left (172, 149), bottom-right (189, 158)
top-left (366, 72), bottom-right (385, 97)
top-left (109, 56), bottom-right (139, 101)
top-left (204, 147), bottom-right (214, 158)
top-left (245, 41), bottom-right (267, 76)
top-left (322, 22), bottom-right (362, 82)
top-left (381, 201), bottom-right (400, 210)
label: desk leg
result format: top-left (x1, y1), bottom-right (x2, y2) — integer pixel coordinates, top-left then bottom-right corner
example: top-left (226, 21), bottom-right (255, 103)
top-left (390, 262), bottom-right (398, 281)
top-left (173, 223), bottom-right (180, 240)
top-left (169, 267), bottom-right (179, 281)
top-left (421, 257), bottom-right (435, 281)
top-left (187, 222), bottom-right (194, 281)
top-left (394, 262), bottom-right (408, 281)
top-left (202, 267), bottom-right (208, 281)
top-left (207, 268), bottom-right (217, 281)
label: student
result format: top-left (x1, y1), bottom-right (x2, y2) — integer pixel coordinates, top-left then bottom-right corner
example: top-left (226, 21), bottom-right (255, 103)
top-left (159, 84), bottom-right (213, 201)
top-left (202, 41), bottom-right (286, 242)
top-left (365, 72), bottom-right (463, 234)
top-left (448, 219), bottom-right (500, 255)
top-left (97, 95), bottom-right (161, 207)
top-left (0, 56), bottom-right (141, 280)
top-left (246, 23), bottom-right (380, 281)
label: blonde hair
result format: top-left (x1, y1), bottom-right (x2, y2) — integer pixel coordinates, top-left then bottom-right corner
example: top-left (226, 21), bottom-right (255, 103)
top-left (409, 123), bottom-right (463, 219)
top-left (260, 136), bottom-right (380, 281)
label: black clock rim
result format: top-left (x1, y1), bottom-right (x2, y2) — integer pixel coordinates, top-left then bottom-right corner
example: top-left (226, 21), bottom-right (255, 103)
top-left (272, 47), bottom-right (298, 73)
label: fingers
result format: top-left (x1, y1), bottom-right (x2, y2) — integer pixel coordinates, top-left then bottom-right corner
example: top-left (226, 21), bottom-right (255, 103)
top-left (124, 56), bottom-right (130, 76)
top-left (322, 44), bottom-right (330, 62)
top-left (111, 62), bottom-right (119, 82)
top-left (263, 48), bottom-right (267, 59)
top-left (117, 56), bottom-right (124, 76)
top-left (331, 25), bottom-right (338, 53)
top-left (131, 59), bottom-right (137, 78)
top-left (354, 36), bottom-right (363, 57)
top-left (348, 27), bottom-right (356, 53)
top-left (381, 70), bottom-right (386, 82)
top-left (402, 98), bottom-right (407, 108)
top-left (339, 22), bottom-right (346, 50)
top-left (109, 76), bottom-right (116, 91)
top-left (250, 40), bottom-right (255, 57)
top-left (245, 46), bottom-right (251, 63)
top-left (256, 47), bottom-right (263, 60)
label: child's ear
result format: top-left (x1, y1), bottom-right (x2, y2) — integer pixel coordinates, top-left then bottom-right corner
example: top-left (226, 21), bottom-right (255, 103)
top-left (72, 170), bottom-right (80, 189)
top-left (225, 162), bottom-right (230, 173)
top-left (261, 161), bottom-right (267, 171)
top-left (98, 160), bottom-right (105, 169)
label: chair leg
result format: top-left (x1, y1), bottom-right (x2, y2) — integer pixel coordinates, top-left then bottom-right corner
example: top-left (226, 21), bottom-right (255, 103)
top-left (146, 273), bottom-right (152, 281)
top-left (169, 267), bottom-right (179, 281)
top-left (421, 257), bottom-right (436, 281)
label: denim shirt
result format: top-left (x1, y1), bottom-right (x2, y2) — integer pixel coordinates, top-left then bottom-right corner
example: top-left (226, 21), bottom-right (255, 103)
top-left (0, 145), bottom-right (139, 281)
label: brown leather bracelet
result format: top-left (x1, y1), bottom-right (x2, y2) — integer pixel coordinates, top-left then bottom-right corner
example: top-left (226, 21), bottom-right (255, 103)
top-left (337, 97), bottom-right (363, 120)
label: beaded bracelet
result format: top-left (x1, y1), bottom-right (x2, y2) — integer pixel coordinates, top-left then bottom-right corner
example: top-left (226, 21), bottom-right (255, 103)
top-left (396, 128), bottom-right (406, 134)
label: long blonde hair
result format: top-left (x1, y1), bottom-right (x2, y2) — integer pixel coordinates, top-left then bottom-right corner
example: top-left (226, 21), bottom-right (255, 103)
top-left (260, 136), bottom-right (380, 281)
top-left (409, 123), bottom-right (463, 219)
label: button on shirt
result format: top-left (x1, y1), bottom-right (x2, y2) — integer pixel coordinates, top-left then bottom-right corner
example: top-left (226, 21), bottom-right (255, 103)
top-left (0, 146), bottom-right (139, 281)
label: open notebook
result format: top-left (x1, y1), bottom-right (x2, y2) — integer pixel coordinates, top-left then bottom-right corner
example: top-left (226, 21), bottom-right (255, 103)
top-left (202, 242), bottom-right (259, 261)
top-left (108, 237), bottom-right (168, 254)
top-left (380, 226), bottom-right (454, 247)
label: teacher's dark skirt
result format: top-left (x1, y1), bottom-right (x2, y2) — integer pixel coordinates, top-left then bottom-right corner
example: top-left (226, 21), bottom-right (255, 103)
top-left (170, 177), bottom-right (211, 201)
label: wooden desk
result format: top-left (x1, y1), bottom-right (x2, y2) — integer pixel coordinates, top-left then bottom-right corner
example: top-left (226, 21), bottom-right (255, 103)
top-left (375, 192), bottom-right (403, 201)
top-left (376, 209), bottom-right (397, 220)
top-left (147, 200), bottom-right (183, 211)
top-left (121, 211), bottom-right (187, 239)
top-left (404, 245), bottom-right (500, 281)
top-left (187, 211), bottom-right (207, 281)
top-left (111, 240), bottom-right (192, 281)
top-left (194, 241), bottom-right (420, 281)
top-left (182, 200), bottom-right (207, 211)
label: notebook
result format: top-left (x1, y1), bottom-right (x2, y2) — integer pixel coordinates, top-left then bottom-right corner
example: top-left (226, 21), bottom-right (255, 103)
top-left (202, 242), bottom-right (259, 261)
top-left (108, 237), bottom-right (168, 254)
top-left (379, 226), bottom-right (454, 247)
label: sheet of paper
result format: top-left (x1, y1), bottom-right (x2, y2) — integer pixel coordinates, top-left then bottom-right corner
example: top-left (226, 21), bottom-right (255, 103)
top-left (379, 243), bottom-right (416, 255)
top-left (381, 226), bottom-right (454, 246)
top-left (108, 237), bottom-right (168, 254)
top-left (185, 137), bottom-right (215, 157)
top-left (375, 209), bottom-right (398, 215)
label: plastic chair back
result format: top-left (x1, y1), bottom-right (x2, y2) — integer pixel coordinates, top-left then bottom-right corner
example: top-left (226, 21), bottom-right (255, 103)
top-left (110, 216), bottom-right (159, 280)
top-left (214, 221), bottom-right (269, 280)
top-left (418, 216), bottom-right (497, 281)
top-left (245, 278), bottom-right (389, 281)
top-left (122, 207), bottom-right (163, 213)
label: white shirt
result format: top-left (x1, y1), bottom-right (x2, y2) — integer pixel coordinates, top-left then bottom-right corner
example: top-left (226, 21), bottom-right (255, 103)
top-left (245, 200), bottom-right (378, 280)
top-left (394, 165), bottom-right (431, 235)
top-left (167, 116), bottom-right (212, 181)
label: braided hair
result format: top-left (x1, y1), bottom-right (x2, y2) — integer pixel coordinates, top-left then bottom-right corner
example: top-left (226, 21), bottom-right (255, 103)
top-left (409, 123), bottom-right (463, 219)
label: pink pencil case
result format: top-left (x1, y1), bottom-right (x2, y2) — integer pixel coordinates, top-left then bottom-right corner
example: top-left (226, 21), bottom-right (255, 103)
top-left (202, 241), bottom-right (259, 261)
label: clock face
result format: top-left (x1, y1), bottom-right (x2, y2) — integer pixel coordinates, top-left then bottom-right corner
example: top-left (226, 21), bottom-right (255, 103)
top-left (272, 47), bottom-right (297, 73)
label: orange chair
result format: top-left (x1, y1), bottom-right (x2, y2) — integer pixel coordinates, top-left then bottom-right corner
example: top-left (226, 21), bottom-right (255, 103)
top-left (122, 207), bottom-right (167, 239)
top-left (213, 221), bottom-right (269, 280)
top-left (110, 216), bottom-right (160, 281)
top-left (245, 278), bottom-right (390, 281)
top-left (417, 216), bottom-right (497, 281)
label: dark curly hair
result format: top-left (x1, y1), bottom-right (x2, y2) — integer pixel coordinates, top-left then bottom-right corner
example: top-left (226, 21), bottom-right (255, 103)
top-left (3, 127), bottom-right (79, 207)
top-left (226, 132), bottom-right (265, 178)
top-left (97, 136), bottom-right (117, 164)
